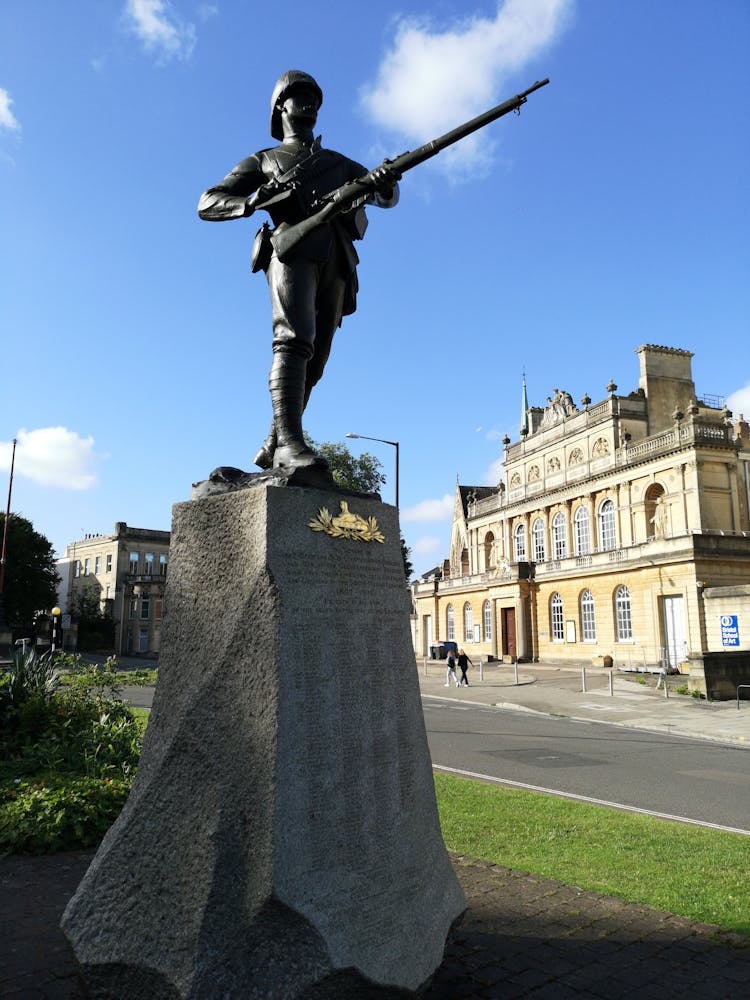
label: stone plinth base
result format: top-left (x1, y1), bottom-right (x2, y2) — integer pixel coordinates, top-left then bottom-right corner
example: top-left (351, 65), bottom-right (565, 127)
top-left (62, 485), bottom-right (465, 997)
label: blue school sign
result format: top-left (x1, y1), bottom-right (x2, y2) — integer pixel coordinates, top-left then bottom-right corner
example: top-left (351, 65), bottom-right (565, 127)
top-left (720, 615), bottom-right (740, 647)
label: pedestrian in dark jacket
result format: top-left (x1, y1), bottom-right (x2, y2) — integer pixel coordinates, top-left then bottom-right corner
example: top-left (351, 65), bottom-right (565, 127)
top-left (457, 650), bottom-right (473, 686)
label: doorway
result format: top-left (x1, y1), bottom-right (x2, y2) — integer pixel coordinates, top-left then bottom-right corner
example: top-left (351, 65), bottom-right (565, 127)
top-left (501, 607), bottom-right (517, 660)
top-left (662, 596), bottom-right (686, 670)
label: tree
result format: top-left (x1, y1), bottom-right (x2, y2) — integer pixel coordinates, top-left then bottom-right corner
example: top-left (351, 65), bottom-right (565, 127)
top-left (306, 438), bottom-right (413, 580)
top-left (305, 436), bottom-right (386, 494)
top-left (73, 584), bottom-right (115, 653)
top-left (400, 535), bottom-right (414, 581)
top-left (0, 513), bottom-right (60, 632)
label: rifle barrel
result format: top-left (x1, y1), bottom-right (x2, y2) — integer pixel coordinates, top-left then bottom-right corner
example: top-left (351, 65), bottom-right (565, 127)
top-left (390, 78), bottom-right (549, 174)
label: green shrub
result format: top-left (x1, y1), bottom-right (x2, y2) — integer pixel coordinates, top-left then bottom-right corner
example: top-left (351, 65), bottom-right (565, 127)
top-left (0, 651), bottom-right (145, 853)
top-left (0, 647), bottom-right (60, 710)
top-left (0, 775), bottom-right (131, 854)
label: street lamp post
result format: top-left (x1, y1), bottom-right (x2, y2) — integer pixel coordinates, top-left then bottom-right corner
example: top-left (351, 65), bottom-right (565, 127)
top-left (345, 433), bottom-right (399, 508)
top-left (51, 606), bottom-right (62, 653)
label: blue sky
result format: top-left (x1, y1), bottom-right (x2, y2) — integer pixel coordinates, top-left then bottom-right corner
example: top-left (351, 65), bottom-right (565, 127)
top-left (1, 0), bottom-right (748, 577)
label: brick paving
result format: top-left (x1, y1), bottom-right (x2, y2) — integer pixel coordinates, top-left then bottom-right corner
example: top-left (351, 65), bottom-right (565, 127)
top-left (1, 850), bottom-right (747, 999)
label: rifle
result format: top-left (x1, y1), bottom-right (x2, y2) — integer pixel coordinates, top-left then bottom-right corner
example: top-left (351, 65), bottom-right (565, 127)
top-left (270, 78), bottom-right (549, 263)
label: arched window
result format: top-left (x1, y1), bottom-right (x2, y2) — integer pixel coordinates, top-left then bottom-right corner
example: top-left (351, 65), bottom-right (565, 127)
top-left (598, 499), bottom-right (616, 552)
top-left (615, 585), bottom-right (633, 641)
top-left (574, 506), bottom-right (591, 556)
top-left (550, 592), bottom-right (564, 641)
top-left (463, 602), bottom-right (473, 642)
top-left (446, 604), bottom-right (455, 641)
top-left (552, 512), bottom-right (567, 559)
top-left (532, 518), bottom-right (546, 562)
top-left (483, 600), bottom-right (492, 641)
top-left (580, 589), bottom-right (596, 642)
top-left (484, 531), bottom-right (495, 570)
top-left (514, 523), bottom-right (526, 561)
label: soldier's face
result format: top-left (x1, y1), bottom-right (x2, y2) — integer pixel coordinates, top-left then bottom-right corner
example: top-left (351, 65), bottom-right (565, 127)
top-left (280, 86), bottom-right (320, 129)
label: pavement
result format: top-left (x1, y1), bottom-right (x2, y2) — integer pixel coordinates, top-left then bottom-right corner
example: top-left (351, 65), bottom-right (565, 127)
top-left (417, 658), bottom-right (750, 747)
top-left (2, 660), bottom-right (749, 998)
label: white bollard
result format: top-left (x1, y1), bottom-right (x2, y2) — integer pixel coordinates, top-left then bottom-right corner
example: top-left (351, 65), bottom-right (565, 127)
top-left (608, 670), bottom-right (614, 696)
top-left (581, 665), bottom-right (587, 693)
top-left (513, 661), bottom-right (519, 685)
top-left (479, 659), bottom-right (484, 682)
top-left (423, 657), bottom-right (427, 677)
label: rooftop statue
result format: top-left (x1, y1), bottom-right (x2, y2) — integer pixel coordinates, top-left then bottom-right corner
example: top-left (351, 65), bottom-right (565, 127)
top-left (539, 387), bottom-right (578, 429)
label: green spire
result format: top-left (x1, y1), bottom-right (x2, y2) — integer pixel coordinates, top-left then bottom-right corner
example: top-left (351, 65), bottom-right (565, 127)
top-left (521, 371), bottom-right (529, 435)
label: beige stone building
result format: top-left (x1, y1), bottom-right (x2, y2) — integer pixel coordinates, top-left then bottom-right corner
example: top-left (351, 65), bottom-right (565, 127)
top-left (412, 345), bottom-right (750, 695)
top-left (60, 522), bottom-right (170, 657)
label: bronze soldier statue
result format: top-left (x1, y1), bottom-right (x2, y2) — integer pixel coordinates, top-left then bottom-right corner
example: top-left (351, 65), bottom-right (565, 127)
top-left (198, 70), bottom-right (400, 478)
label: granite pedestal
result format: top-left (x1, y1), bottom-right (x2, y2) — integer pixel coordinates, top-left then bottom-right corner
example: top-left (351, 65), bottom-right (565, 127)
top-left (62, 484), bottom-right (464, 997)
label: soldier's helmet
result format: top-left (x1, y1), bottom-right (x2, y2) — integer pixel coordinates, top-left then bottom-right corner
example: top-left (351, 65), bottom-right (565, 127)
top-left (270, 70), bottom-right (323, 140)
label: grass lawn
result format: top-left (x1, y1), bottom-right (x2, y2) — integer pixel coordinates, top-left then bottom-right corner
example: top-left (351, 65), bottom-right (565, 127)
top-left (434, 772), bottom-right (750, 936)
top-left (129, 706), bottom-right (151, 737)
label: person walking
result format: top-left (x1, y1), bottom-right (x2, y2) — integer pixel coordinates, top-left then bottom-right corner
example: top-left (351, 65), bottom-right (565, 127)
top-left (445, 651), bottom-right (459, 688)
top-left (457, 649), bottom-right (473, 686)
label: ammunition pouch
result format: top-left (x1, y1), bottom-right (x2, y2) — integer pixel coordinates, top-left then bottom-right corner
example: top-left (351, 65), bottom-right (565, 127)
top-left (250, 222), bottom-right (273, 274)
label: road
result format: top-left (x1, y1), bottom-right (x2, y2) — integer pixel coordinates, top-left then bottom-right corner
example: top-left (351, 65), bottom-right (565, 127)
top-left (423, 699), bottom-right (750, 834)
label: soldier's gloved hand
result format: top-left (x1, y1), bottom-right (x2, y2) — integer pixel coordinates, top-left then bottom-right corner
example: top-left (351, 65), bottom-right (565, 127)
top-left (371, 161), bottom-right (401, 197)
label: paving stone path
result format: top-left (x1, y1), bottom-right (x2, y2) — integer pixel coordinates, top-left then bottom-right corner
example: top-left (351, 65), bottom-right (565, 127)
top-left (1, 850), bottom-right (748, 998)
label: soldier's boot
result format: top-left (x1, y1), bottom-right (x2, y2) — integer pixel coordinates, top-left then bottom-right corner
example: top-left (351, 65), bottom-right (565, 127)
top-left (269, 353), bottom-right (328, 472)
top-left (253, 423), bottom-right (277, 470)
top-left (254, 358), bottom-right (319, 469)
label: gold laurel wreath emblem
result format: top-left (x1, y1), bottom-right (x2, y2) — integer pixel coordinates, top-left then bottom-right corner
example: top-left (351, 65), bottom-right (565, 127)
top-left (308, 500), bottom-right (385, 543)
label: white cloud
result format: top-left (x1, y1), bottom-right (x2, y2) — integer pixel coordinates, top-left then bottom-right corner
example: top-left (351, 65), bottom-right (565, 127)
top-left (124, 0), bottom-right (196, 61)
top-left (0, 88), bottom-right (20, 131)
top-left (727, 383), bottom-right (750, 418)
top-left (411, 536), bottom-right (443, 556)
top-left (0, 428), bottom-right (102, 490)
top-left (361, 0), bottom-right (572, 177)
top-left (401, 494), bottom-right (454, 522)
top-left (484, 456), bottom-right (505, 486)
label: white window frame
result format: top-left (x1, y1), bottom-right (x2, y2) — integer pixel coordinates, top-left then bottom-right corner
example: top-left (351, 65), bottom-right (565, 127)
top-left (615, 585), bottom-right (633, 641)
top-left (580, 589), bottom-right (596, 642)
top-left (463, 602), bottom-right (473, 643)
top-left (129, 552), bottom-right (139, 574)
top-left (532, 518), bottom-right (546, 563)
top-left (106, 553), bottom-right (113, 573)
top-left (483, 600), bottom-right (492, 641)
top-left (513, 523), bottom-right (526, 561)
top-left (551, 592), bottom-right (564, 642)
top-left (447, 604), bottom-right (455, 642)
top-left (599, 499), bottom-right (617, 552)
top-left (574, 506), bottom-right (591, 556)
top-left (552, 512), bottom-right (567, 559)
